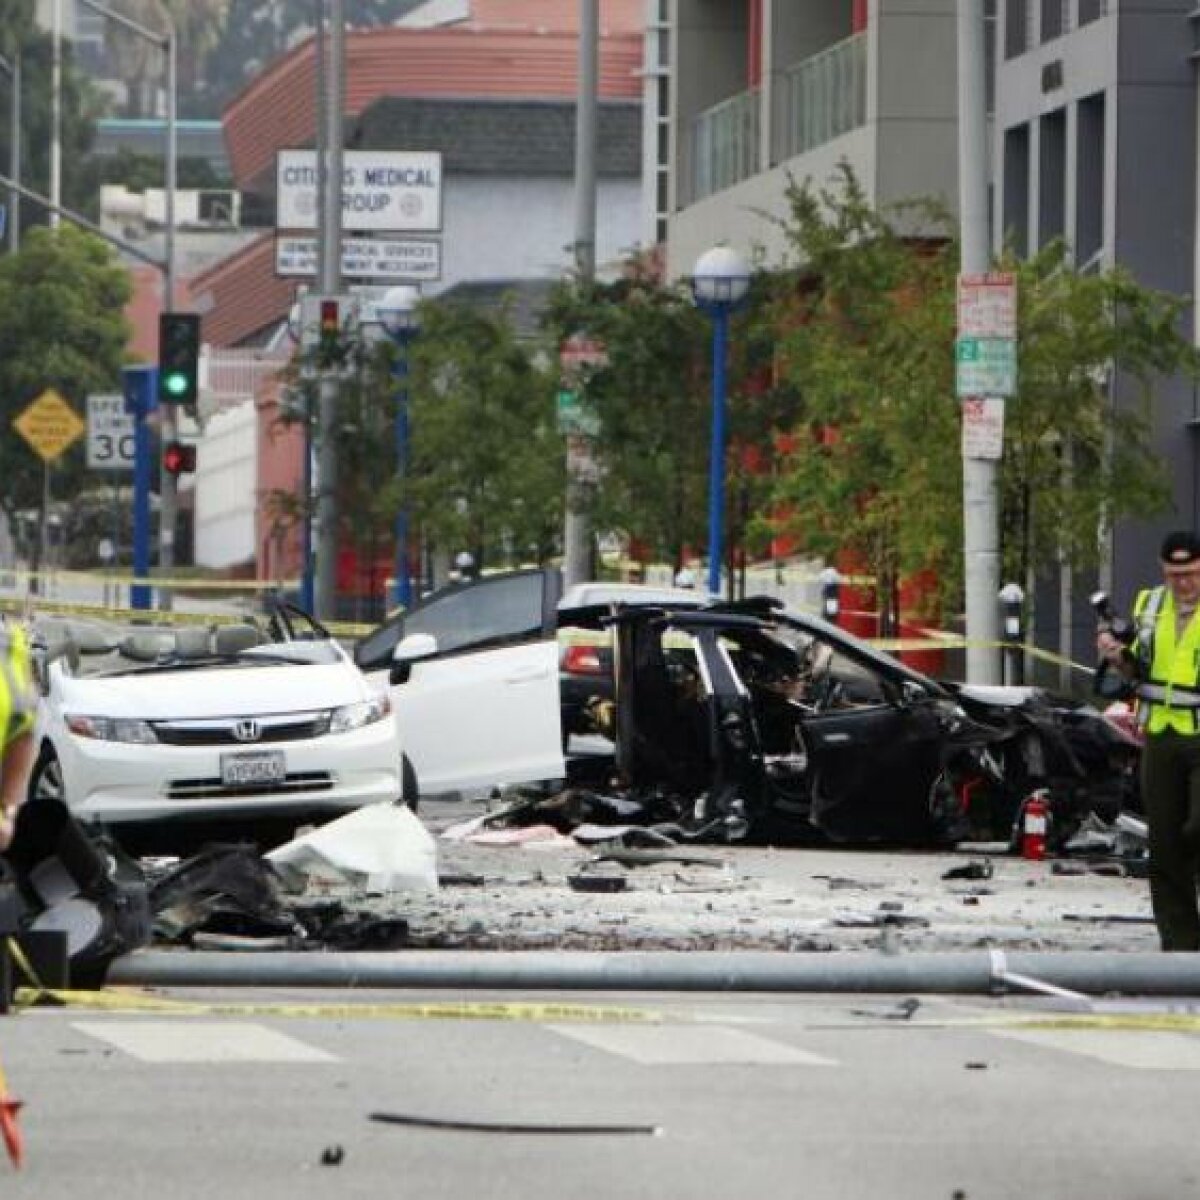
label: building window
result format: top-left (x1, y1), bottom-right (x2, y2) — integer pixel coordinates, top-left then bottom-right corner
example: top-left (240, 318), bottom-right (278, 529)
top-left (1003, 124), bottom-right (1030, 256)
top-left (1041, 0), bottom-right (1066, 42)
top-left (1075, 92), bottom-right (1105, 267)
top-left (1038, 108), bottom-right (1067, 248)
top-left (1077, 0), bottom-right (1107, 25)
top-left (1005, 0), bottom-right (1028, 58)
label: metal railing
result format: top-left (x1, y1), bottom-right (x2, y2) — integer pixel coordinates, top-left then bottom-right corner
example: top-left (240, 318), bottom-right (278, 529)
top-left (690, 86), bottom-right (760, 203)
top-left (772, 32), bottom-right (867, 165)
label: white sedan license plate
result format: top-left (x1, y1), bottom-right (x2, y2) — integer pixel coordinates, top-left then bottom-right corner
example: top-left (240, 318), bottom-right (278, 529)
top-left (220, 751), bottom-right (286, 786)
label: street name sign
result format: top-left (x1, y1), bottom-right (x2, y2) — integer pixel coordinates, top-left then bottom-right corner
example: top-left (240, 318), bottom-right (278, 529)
top-left (957, 272), bottom-right (1016, 339)
top-left (961, 397), bottom-right (1005, 460)
top-left (14, 389), bottom-right (86, 462)
top-left (277, 149), bottom-right (443, 233)
top-left (275, 235), bottom-right (441, 281)
top-left (955, 337), bottom-right (1017, 397)
top-left (87, 394), bottom-right (136, 470)
top-left (556, 390), bottom-right (601, 438)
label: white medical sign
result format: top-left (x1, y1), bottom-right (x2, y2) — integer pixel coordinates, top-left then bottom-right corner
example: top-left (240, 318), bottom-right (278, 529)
top-left (276, 150), bottom-right (442, 233)
top-left (961, 397), bottom-right (1005, 460)
top-left (275, 235), bottom-right (441, 281)
top-left (957, 272), bottom-right (1017, 339)
top-left (87, 394), bottom-right (136, 471)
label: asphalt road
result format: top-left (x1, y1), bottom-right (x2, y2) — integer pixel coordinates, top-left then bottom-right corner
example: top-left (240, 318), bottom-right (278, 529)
top-left (3, 987), bottom-right (1198, 1199)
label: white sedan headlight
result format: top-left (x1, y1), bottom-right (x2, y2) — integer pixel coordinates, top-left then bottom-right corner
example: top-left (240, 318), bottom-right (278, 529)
top-left (328, 695), bottom-right (391, 734)
top-left (66, 714), bottom-right (158, 744)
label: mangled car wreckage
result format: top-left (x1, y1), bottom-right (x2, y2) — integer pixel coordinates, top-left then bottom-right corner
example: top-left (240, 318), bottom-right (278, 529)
top-left (357, 571), bottom-right (1139, 848)
top-left (601, 598), bottom-right (1138, 847)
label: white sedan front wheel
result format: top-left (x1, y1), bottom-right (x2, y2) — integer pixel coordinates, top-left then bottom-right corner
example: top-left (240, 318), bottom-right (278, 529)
top-left (29, 746), bottom-right (65, 805)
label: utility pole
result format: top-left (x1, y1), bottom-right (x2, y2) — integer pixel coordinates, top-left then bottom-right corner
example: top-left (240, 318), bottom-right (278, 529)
top-left (315, 0), bottom-right (345, 621)
top-left (563, 0), bottom-right (598, 588)
top-left (158, 26), bottom-right (178, 608)
top-left (49, 0), bottom-right (61, 229)
top-left (957, 0), bottom-right (1000, 684)
top-left (0, 51), bottom-right (21, 251)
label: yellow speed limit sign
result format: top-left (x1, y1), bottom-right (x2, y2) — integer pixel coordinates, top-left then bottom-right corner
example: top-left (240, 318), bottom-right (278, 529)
top-left (13, 388), bottom-right (87, 462)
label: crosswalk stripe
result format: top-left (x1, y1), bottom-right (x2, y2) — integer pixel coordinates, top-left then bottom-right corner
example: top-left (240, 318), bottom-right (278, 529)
top-left (547, 1023), bottom-right (836, 1065)
top-left (71, 1021), bottom-right (338, 1064)
top-left (991, 1027), bottom-right (1200, 1069)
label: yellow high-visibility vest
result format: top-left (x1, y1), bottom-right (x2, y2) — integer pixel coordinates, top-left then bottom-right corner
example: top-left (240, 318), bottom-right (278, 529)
top-left (1134, 586), bottom-right (1200, 735)
top-left (0, 624), bottom-right (34, 748)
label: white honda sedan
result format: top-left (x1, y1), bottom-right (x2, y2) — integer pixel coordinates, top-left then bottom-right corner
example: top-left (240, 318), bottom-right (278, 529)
top-left (29, 610), bottom-right (401, 828)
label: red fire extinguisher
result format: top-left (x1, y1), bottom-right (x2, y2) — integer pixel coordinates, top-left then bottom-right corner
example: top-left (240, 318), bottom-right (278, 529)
top-left (1021, 790), bottom-right (1050, 860)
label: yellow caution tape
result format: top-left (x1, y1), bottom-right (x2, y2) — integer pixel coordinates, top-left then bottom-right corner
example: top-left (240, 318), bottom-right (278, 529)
top-left (10, 984), bottom-right (662, 1025)
top-left (1019, 1013), bottom-right (1200, 1033)
top-left (0, 596), bottom-right (375, 640)
top-left (2, 568), bottom-right (297, 592)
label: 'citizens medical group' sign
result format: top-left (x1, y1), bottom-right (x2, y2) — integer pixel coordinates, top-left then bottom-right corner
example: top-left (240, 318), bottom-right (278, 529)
top-left (276, 149), bottom-right (443, 233)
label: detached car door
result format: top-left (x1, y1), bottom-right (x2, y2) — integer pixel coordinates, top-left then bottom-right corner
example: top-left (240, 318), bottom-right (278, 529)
top-left (355, 570), bottom-right (564, 798)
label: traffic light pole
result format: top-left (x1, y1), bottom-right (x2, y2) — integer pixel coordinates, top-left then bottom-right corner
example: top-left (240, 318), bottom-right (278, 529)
top-left (315, 0), bottom-right (345, 622)
top-left (157, 28), bottom-right (178, 611)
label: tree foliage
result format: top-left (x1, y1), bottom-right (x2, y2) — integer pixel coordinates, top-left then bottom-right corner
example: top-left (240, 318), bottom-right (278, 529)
top-left (541, 264), bottom-right (797, 574)
top-left (269, 296), bottom-right (563, 578)
top-left (405, 299), bottom-right (563, 569)
top-left (766, 164), bottom-right (1198, 620)
top-left (0, 225), bottom-right (132, 524)
top-left (0, 15), bottom-right (101, 231)
top-left (769, 166), bottom-right (961, 620)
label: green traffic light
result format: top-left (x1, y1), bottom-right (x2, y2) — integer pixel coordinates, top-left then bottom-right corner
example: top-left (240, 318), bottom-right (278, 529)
top-left (163, 371), bottom-right (189, 397)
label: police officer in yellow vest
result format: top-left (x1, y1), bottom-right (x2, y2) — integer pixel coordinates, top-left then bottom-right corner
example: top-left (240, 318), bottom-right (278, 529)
top-left (0, 622), bottom-right (35, 854)
top-left (1099, 530), bottom-right (1200, 950)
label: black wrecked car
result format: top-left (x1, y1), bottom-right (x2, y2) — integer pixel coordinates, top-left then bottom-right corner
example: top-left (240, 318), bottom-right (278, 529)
top-left (598, 597), bottom-right (1139, 846)
top-left (354, 568), bottom-right (1138, 846)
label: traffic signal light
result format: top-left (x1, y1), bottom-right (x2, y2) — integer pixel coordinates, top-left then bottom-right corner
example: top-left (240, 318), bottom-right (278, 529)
top-left (318, 298), bottom-right (341, 365)
top-left (163, 440), bottom-right (196, 476)
top-left (158, 312), bottom-right (201, 405)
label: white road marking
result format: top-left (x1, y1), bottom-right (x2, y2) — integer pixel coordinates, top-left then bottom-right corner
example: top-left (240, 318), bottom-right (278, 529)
top-left (72, 1021), bottom-right (337, 1064)
top-left (548, 1023), bottom-right (836, 1065)
top-left (993, 1027), bottom-right (1200, 1070)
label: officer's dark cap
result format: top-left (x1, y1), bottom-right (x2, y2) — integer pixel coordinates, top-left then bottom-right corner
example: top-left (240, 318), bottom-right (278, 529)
top-left (1160, 530), bottom-right (1200, 566)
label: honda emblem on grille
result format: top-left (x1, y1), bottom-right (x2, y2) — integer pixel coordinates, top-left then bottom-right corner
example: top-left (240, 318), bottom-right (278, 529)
top-left (232, 719), bottom-right (262, 743)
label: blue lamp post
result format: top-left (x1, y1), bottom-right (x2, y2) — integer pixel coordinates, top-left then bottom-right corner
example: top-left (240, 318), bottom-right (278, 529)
top-left (377, 285), bottom-right (421, 609)
top-left (690, 246), bottom-right (751, 599)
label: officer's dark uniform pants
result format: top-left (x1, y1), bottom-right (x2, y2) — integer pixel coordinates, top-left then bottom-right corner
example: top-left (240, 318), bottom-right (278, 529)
top-left (1141, 730), bottom-right (1200, 951)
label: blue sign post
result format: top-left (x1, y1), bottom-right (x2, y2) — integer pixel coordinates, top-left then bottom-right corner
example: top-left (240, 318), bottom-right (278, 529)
top-left (122, 365), bottom-right (157, 611)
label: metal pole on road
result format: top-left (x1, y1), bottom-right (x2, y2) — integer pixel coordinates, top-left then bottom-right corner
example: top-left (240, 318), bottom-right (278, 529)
top-left (957, 0), bottom-right (1000, 684)
top-left (315, 0), bottom-right (345, 622)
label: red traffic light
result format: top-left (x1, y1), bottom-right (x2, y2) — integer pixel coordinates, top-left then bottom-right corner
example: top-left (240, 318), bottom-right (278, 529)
top-left (319, 299), bottom-right (340, 335)
top-left (163, 441), bottom-right (196, 476)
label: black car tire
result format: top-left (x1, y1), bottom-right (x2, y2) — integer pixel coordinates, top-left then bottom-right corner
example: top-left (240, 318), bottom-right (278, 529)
top-left (29, 744), bottom-right (65, 805)
top-left (401, 755), bottom-right (419, 812)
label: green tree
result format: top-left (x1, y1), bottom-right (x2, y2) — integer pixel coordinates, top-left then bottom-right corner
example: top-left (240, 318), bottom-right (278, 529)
top-left (769, 166), bottom-right (961, 629)
top-left (767, 164), bottom-right (1198, 629)
top-left (267, 296), bottom-right (563, 588)
top-left (405, 299), bottom-right (563, 570)
top-left (0, 225), bottom-right (132, 558)
top-left (998, 240), bottom-right (1197, 587)
top-left (0, 14), bottom-right (102, 234)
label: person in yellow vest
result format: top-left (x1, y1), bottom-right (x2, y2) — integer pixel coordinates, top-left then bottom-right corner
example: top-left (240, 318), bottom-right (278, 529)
top-left (0, 622), bottom-right (35, 854)
top-left (1099, 530), bottom-right (1200, 950)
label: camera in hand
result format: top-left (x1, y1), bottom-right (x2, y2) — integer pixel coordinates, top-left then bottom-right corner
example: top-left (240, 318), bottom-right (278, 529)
top-left (1090, 591), bottom-right (1135, 645)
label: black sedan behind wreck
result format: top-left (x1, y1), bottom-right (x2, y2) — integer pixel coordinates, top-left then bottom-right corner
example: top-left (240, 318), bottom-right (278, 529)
top-left (583, 597), bottom-right (1139, 848)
